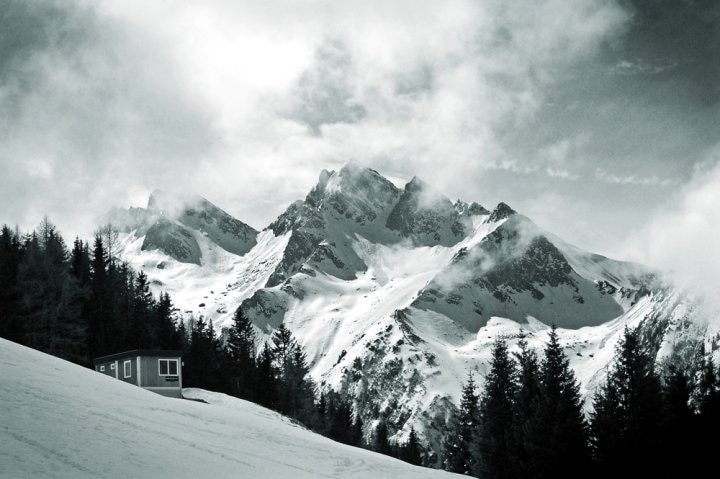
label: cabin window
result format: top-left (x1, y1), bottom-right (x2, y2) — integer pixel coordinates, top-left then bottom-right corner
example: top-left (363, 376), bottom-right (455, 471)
top-left (110, 363), bottom-right (116, 370)
top-left (158, 359), bottom-right (179, 376)
top-left (123, 360), bottom-right (132, 378)
top-left (100, 365), bottom-right (105, 372)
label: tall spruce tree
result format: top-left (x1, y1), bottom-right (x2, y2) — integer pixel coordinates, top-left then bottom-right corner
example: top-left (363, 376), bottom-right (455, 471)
top-left (69, 237), bottom-right (91, 286)
top-left (475, 338), bottom-right (516, 479)
top-left (130, 271), bottom-right (155, 348)
top-left (88, 235), bottom-right (108, 358)
top-left (401, 426), bottom-right (423, 466)
top-left (443, 372), bottom-right (479, 474)
top-left (0, 225), bottom-right (23, 342)
top-left (531, 326), bottom-right (589, 478)
top-left (374, 419), bottom-right (393, 456)
top-left (325, 391), bottom-right (354, 444)
top-left (508, 334), bottom-right (541, 478)
top-left (155, 292), bottom-right (179, 349)
top-left (591, 327), bottom-right (663, 476)
top-left (226, 307), bottom-right (257, 400)
top-left (265, 324), bottom-right (317, 426)
top-left (661, 365), bottom-right (695, 472)
top-left (255, 345), bottom-right (278, 409)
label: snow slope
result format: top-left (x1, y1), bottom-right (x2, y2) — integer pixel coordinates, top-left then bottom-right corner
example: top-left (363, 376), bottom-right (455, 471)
top-left (0, 338), bottom-right (456, 479)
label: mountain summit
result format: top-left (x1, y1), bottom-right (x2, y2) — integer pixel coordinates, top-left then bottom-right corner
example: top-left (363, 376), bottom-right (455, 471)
top-left (104, 191), bottom-right (257, 265)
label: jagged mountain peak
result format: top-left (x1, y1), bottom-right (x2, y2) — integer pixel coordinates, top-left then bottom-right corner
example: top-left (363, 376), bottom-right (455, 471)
top-left (385, 174), bottom-right (467, 246)
top-left (487, 201), bottom-right (517, 222)
top-left (405, 175), bottom-right (428, 189)
top-left (147, 189), bottom-right (201, 215)
top-left (108, 190), bottom-right (259, 264)
top-left (325, 162), bottom-right (401, 203)
top-left (454, 200), bottom-right (490, 217)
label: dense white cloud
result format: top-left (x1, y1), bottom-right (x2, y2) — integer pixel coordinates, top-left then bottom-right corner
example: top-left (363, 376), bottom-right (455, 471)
top-left (626, 148), bottom-right (720, 311)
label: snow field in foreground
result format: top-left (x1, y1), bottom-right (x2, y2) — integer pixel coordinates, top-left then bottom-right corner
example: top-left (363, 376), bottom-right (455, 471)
top-left (0, 338), bottom-right (456, 479)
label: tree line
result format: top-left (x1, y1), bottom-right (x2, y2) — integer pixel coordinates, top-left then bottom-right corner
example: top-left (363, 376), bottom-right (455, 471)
top-left (441, 326), bottom-right (720, 477)
top-left (0, 219), bottom-right (181, 364)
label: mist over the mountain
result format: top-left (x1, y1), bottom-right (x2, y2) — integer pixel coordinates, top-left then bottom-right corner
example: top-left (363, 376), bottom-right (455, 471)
top-left (627, 152), bottom-right (720, 318)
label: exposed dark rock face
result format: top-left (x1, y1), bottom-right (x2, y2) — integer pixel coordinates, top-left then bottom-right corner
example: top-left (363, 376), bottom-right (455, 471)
top-left (178, 198), bottom-right (257, 256)
top-left (240, 289), bottom-right (290, 332)
top-left (266, 230), bottom-right (319, 287)
top-left (142, 218), bottom-right (202, 265)
top-left (413, 216), bottom-right (624, 330)
top-left (473, 221), bottom-right (576, 299)
top-left (486, 202), bottom-right (517, 223)
top-left (386, 177), bottom-right (467, 246)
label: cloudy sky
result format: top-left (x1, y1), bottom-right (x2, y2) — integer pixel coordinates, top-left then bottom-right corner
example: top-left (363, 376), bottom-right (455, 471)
top-left (1, 0), bottom-right (718, 284)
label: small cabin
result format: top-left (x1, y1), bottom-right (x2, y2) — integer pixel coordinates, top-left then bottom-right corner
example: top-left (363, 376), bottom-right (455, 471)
top-left (93, 350), bottom-right (183, 398)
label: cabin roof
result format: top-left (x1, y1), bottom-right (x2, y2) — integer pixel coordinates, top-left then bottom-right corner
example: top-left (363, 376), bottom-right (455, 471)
top-left (93, 349), bottom-right (182, 364)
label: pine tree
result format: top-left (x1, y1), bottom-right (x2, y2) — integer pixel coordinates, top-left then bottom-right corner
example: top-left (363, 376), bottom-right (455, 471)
top-left (255, 345), bottom-right (278, 409)
top-left (226, 307), bottom-right (257, 400)
top-left (325, 391), bottom-right (354, 444)
top-left (266, 324), bottom-right (317, 425)
top-left (374, 419), bottom-right (393, 456)
top-left (591, 327), bottom-right (663, 476)
top-left (661, 365), bottom-right (695, 473)
top-left (0, 225), bottom-right (23, 342)
top-left (401, 426), bottom-right (423, 466)
top-left (156, 292), bottom-right (179, 349)
top-left (88, 235), bottom-right (108, 358)
top-left (443, 372), bottom-right (478, 474)
top-left (69, 237), bottom-right (91, 286)
top-left (349, 412), bottom-right (365, 448)
top-left (475, 338), bottom-right (516, 479)
top-left (531, 326), bottom-right (589, 478)
top-left (129, 271), bottom-right (155, 349)
top-left (508, 334), bottom-right (541, 478)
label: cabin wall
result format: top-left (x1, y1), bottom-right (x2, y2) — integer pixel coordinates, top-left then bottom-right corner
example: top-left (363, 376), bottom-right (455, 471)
top-left (139, 356), bottom-right (182, 389)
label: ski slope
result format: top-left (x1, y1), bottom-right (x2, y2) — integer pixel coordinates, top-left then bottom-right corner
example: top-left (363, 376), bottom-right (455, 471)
top-left (0, 339), bottom-right (456, 479)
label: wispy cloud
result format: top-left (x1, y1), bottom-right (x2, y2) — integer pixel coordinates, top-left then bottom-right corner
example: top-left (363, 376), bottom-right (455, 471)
top-left (610, 58), bottom-right (679, 76)
top-left (594, 168), bottom-right (679, 187)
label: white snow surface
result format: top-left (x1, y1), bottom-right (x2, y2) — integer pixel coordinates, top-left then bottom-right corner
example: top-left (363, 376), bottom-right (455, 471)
top-left (0, 338), bottom-right (457, 479)
top-left (119, 229), bottom-right (291, 327)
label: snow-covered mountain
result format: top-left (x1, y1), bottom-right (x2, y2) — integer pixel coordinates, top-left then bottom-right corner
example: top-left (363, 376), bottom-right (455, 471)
top-left (0, 338), bottom-right (455, 478)
top-left (106, 162), bottom-right (717, 456)
top-left (104, 189), bottom-right (258, 265)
